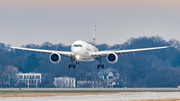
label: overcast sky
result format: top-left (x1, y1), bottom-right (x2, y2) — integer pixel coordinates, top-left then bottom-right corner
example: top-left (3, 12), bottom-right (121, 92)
top-left (0, 0), bottom-right (180, 46)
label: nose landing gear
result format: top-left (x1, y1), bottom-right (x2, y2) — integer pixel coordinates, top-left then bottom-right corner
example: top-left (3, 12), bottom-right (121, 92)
top-left (76, 61), bottom-right (79, 64)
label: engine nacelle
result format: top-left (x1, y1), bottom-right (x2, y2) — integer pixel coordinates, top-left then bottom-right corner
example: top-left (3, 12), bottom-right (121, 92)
top-left (106, 52), bottom-right (118, 64)
top-left (49, 52), bottom-right (61, 64)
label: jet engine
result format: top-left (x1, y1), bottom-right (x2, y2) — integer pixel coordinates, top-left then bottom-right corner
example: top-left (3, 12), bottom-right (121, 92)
top-left (49, 52), bottom-right (61, 64)
top-left (106, 52), bottom-right (118, 64)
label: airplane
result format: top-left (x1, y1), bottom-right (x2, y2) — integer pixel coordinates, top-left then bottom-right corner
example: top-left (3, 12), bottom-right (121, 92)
top-left (10, 26), bottom-right (170, 69)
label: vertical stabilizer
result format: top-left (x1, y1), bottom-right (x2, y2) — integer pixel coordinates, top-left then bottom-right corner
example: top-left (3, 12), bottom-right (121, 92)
top-left (93, 26), bottom-right (96, 45)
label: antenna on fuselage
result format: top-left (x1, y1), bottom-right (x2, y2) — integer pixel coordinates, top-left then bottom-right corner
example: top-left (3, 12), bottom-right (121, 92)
top-left (93, 25), bottom-right (96, 45)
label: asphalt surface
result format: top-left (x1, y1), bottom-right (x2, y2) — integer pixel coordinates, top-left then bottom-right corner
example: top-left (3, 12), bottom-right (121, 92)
top-left (0, 92), bottom-right (180, 101)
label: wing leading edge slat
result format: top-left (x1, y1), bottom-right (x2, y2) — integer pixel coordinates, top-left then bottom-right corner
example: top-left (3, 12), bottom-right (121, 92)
top-left (11, 47), bottom-right (72, 57)
top-left (93, 46), bottom-right (170, 58)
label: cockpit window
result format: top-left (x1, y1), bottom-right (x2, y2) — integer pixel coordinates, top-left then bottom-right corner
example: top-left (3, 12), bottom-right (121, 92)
top-left (73, 44), bottom-right (82, 47)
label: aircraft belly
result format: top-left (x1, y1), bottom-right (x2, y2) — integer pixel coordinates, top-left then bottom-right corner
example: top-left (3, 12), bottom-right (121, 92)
top-left (80, 58), bottom-right (95, 61)
top-left (79, 55), bottom-right (95, 61)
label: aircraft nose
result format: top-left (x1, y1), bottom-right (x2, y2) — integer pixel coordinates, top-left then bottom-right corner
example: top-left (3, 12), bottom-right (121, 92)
top-left (73, 48), bottom-right (82, 54)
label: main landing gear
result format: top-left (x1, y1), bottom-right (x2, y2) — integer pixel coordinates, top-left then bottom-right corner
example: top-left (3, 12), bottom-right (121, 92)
top-left (68, 58), bottom-right (75, 69)
top-left (97, 58), bottom-right (104, 69)
top-left (68, 58), bottom-right (79, 69)
top-left (97, 64), bottom-right (104, 69)
top-left (68, 64), bottom-right (76, 69)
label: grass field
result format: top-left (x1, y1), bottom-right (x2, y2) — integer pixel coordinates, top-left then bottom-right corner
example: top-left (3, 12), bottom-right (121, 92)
top-left (0, 90), bottom-right (121, 98)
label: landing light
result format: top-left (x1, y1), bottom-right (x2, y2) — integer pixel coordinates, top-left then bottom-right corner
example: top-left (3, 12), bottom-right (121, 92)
top-left (75, 55), bottom-right (80, 60)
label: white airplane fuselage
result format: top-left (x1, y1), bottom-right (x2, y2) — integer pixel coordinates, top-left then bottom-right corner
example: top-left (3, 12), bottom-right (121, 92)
top-left (71, 40), bottom-right (98, 61)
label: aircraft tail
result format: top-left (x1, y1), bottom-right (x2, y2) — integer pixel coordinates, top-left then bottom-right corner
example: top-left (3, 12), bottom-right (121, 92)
top-left (93, 26), bottom-right (96, 45)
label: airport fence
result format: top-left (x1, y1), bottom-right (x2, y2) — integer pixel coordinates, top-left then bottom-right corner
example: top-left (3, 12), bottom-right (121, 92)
top-left (1, 87), bottom-right (180, 91)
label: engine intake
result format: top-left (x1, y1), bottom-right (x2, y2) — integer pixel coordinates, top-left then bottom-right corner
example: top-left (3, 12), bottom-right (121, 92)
top-left (49, 52), bottom-right (61, 64)
top-left (106, 52), bottom-right (118, 64)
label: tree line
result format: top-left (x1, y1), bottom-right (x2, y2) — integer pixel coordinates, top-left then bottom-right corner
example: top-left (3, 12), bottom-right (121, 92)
top-left (0, 36), bottom-right (180, 87)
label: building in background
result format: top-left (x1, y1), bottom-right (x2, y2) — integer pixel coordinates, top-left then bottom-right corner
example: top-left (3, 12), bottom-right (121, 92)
top-left (0, 66), bottom-right (19, 87)
top-left (76, 67), bottom-right (120, 88)
top-left (98, 67), bottom-right (119, 87)
top-left (18, 73), bottom-right (41, 88)
top-left (77, 80), bottom-right (101, 88)
top-left (54, 77), bottom-right (76, 88)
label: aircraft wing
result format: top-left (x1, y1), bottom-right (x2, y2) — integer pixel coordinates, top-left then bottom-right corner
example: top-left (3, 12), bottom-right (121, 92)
top-left (11, 46), bottom-right (72, 57)
top-left (93, 46), bottom-right (170, 58)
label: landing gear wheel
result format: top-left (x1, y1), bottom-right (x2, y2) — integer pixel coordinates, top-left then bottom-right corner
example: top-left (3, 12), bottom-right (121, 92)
top-left (97, 64), bottom-right (104, 69)
top-left (69, 57), bottom-right (76, 69)
top-left (97, 65), bottom-right (100, 69)
top-left (68, 64), bottom-right (76, 69)
top-left (97, 58), bottom-right (105, 69)
top-left (102, 64), bottom-right (104, 69)
top-left (76, 61), bottom-right (80, 64)
top-left (73, 65), bottom-right (76, 69)
top-left (68, 65), bottom-right (71, 69)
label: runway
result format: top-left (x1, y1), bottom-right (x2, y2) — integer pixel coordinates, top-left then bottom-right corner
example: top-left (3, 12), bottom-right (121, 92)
top-left (0, 92), bottom-right (180, 101)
